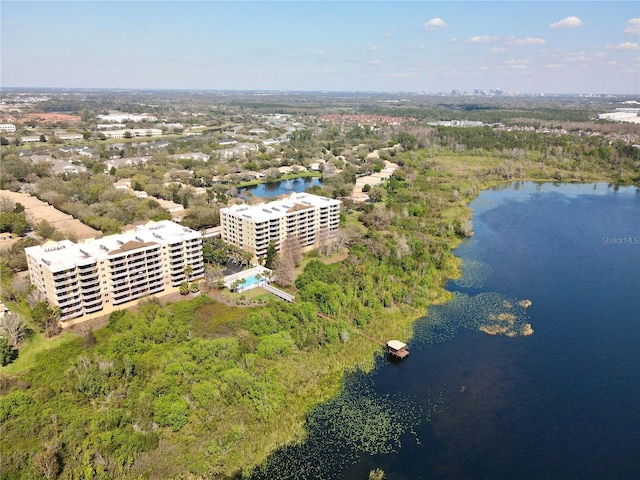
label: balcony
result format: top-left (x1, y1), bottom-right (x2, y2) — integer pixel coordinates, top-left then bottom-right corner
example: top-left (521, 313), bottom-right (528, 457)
top-left (53, 269), bottom-right (75, 278)
top-left (81, 284), bottom-right (101, 295)
top-left (83, 292), bottom-right (102, 303)
top-left (113, 296), bottom-right (131, 305)
top-left (54, 283), bottom-right (79, 295)
top-left (85, 304), bottom-right (104, 314)
top-left (54, 274), bottom-right (76, 285)
top-left (80, 277), bottom-right (100, 287)
top-left (59, 299), bottom-right (81, 310)
top-left (149, 284), bottom-right (165, 294)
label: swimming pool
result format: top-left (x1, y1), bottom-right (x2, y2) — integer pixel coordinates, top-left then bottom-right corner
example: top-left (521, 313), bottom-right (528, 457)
top-left (223, 266), bottom-right (272, 292)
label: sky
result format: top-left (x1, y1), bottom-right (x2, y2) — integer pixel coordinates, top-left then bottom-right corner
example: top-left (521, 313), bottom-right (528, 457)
top-left (1, 1), bottom-right (639, 94)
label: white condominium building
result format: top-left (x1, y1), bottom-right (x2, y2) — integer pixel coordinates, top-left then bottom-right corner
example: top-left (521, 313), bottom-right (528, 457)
top-left (220, 192), bottom-right (341, 259)
top-left (25, 220), bottom-right (204, 322)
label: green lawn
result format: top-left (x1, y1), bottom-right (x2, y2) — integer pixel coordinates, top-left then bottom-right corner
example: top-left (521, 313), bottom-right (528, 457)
top-left (2, 330), bottom-right (75, 375)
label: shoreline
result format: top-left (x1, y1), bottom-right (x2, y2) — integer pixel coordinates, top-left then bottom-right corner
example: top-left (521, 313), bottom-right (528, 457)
top-left (2, 171), bottom-right (637, 479)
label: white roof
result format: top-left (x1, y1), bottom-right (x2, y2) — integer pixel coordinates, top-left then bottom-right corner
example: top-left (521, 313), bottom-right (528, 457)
top-left (221, 192), bottom-right (340, 224)
top-left (25, 220), bottom-right (200, 271)
top-left (387, 340), bottom-right (407, 351)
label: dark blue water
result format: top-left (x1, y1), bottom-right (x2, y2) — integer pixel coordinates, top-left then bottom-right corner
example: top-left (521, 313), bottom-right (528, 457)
top-left (239, 177), bottom-right (322, 199)
top-left (252, 182), bottom-right (640, 480)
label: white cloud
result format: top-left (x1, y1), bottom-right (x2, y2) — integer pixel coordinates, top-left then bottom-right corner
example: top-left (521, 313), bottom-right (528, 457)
top-left (424, 18), bottom-right (447, 30)
top-left (544, 64), bottom-right (565, 69)
top-left (549, 16), bottom-right (583, 29)
top-left (370, 46), bottom-right (380, 51)
top-left (608, 42), bottom-right (639, 51)
top-left (504, 59), bottom-right (532, 66)
top-left (564, 51), bottom-right (590, 62)
top-left (624, 18), bottom-right (640, 35)
top-left (468, 35), bottom-right (496, 44)
top-left (490, 47), bottom-right (508, 53)
top-left (506, 37), bottom-right (547, 46)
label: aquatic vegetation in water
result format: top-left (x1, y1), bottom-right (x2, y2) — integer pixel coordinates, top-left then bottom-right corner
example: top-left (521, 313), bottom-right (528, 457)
top-left (413, 291), bottom-right (533, 346)
top-left (252, 375), bottom-right (448, 479)
top-left (518, 299), bottom-right (532, 308)
top-left (452, 258), bottom-right (492, 289)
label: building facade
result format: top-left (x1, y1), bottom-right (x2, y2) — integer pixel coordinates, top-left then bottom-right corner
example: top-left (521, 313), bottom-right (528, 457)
top-left (102, 128), bottom-right (163, 139)
top-left (25, 220), bottom-right (204, 322)
top-left (220, 192), bottom-right (341, 259)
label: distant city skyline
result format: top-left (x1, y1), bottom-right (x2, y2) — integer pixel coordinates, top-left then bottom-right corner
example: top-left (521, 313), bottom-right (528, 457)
top-left (1, 1), bottom-right (639, 95)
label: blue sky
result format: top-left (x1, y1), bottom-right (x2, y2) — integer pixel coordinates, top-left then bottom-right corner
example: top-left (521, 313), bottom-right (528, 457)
top-left (1, 1), bottom-right (639, 94)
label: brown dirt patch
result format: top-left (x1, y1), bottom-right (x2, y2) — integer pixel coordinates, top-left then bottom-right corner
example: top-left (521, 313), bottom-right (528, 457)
top-left (17, 112), bottom-right (82, 124)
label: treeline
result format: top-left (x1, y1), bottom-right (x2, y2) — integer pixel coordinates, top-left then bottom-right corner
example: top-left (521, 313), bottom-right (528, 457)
top-left (435, 126), bottom-right (640, 183)
top-left (357, 101), bottom-right (597, 124)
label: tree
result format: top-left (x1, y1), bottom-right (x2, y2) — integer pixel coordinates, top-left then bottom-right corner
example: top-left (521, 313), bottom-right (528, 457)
top-left (0, 336), bottom-right (14, 366)
top-left (273, 253), bottom-right (295, 287)
top-left (35, 220), bottom-right (56, 239)
top-left (179, 281), bottom-right (190, 295)
top-left (393, 132), bottom-right (417, 150)
top-left (39, 134), bottom-right (47, 143)
top-left (0, 211), bottom-right (29, 236)
top-left (264, 240), bottom-right (277, 269)
top-left (184, 264), bottom-right (193, 283)
top-left (31, 302), bottom-right (61, 337)
top-left (0, 312), bottom-right (27, 347)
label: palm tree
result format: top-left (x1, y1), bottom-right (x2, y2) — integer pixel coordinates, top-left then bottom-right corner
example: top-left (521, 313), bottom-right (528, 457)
top-left (184, 264), bottom-right (193, 283)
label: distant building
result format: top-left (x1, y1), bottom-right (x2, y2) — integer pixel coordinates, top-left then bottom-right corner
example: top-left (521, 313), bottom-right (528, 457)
top-left (220, 192), bottom-right (341, 259)
top-left (0, 124), bottom-right (16, 133)
top-left (55, 132), bottom-right (84, 141)
top-left (21, 135), bottom-right (43, 143)
top-left (25, 220), bottom-right (204, 322)
top-left (104, 156), bottom-right (150, 171)
top-left (170, 152), bottom-right (211, 162)
top-left (97, 113), bottom-right (157, 123)
top-left (597, 109), bottom-right (640, 124)
top-left (102, 128), bottom-right (163, 139)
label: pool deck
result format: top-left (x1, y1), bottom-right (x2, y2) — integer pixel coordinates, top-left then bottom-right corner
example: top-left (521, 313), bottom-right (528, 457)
top-left (224, 266), bottom-right (272, 292)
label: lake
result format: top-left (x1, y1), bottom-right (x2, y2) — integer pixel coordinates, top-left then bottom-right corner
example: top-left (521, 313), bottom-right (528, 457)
top-left (252, 182), bottom-right (640, 480)
top-left (238, 177), bottom-right (322, 199)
